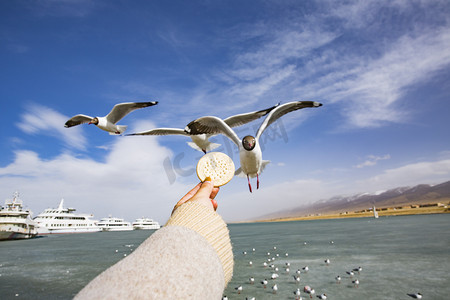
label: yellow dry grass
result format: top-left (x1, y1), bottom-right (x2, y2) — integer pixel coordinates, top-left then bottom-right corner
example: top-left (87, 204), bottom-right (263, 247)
top-left (250, 206), bottom-right (449, 223)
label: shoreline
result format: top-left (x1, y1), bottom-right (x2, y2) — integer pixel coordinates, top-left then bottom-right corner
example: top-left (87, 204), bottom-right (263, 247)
top-left (237, 205), bottom-right (450, 224)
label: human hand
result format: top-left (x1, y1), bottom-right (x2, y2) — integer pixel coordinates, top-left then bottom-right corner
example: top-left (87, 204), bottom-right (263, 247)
top-left (172, 177), bottom-right (220, 215)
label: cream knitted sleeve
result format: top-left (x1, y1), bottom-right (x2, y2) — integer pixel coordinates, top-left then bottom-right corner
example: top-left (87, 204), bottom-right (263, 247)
top-left (166, 201), bottom-right (234, 284)
top-left (75, 201), bottom-right (233, 300)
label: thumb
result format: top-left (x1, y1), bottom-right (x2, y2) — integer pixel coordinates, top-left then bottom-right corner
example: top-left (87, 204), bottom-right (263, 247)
top-left (194, 177), bottom-right (214, 199)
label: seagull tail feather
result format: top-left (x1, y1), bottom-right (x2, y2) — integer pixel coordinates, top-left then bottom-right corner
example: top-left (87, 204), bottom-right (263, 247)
top-left (187, 142), bottom-right (204, 152)
top-left (205, 142), bottom-right (221, 152)
top-left (235, 167), bottom-right (246, 178)
top-left (109, 125), bottom-right (128, 135)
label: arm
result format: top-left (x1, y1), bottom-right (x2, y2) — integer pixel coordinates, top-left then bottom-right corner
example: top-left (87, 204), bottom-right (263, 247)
top-left (75, 179), bottom-right (233, 299)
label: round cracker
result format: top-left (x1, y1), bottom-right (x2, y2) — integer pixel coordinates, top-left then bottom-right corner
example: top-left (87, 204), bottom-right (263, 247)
top-left (196, 152), bottom-right (235, 187)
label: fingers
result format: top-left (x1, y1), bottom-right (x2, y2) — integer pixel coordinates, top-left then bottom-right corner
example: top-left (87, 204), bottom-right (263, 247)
top-left (172, 178), bottom-right (221, 215)
top-left (211, 199), bottom-right (218, 211)
top-left (210, 187), bottom-right (220, 200)
top-left (178, 183), bottom-right (202, 204)
top-left (193, 177), bottom-right (215, 199)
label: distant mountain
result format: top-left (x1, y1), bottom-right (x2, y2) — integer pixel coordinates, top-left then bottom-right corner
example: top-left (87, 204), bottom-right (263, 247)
top-left (256, 180), bottom-right (450, 221)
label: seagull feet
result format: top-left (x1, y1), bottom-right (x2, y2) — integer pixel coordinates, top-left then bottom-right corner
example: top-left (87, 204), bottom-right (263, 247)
top-left (247, 175), bottom-right (252, 193)
top-left (257, 174), bottom-right (260, 189)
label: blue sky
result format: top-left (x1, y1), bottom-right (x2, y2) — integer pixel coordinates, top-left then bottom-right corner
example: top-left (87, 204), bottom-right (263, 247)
top-left (1, 0), bottom-right (449, 223)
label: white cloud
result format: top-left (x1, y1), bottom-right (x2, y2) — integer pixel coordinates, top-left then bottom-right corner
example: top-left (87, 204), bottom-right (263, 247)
top-left (17, 104), bottom-right (87, 151)
top-left (359, 159), bottom-right (450, 190)
top-left (218, 157), bottom-right (450, 221)
top-left (0, 125), bottom-right (192, 224)
top-left (220, 178), bottom-right (328, 222)
top-left (355, 154), bottom-right (391, 169)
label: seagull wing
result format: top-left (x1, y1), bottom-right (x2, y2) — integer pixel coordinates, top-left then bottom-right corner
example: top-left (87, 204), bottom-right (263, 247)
top-left (64, 114), bottom-right (93, 128)
top-left (106, 101), bottom-right (158, 124)
top-left (126, 128), bottom-right (187, 136)
top-left (223, 103), bottom-right (280, 128)
top-left (256, 101), bottom-right (322, 140)
top-left (185, 116), bottom-right (241, 147)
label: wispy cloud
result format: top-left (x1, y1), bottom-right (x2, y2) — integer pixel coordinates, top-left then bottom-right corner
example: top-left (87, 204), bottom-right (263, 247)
top-left (32, 0), bottom-right (96, 17)
top-left (7, 44), bottom-right (29, 54)
top-left (355, 154), bottom-right (391, 169)
top-left (17, 104), bottom-right (87, 151)
top-left (336, 29), bottom-right (450, 128)
top-left (181, 1), bottom-right (450, 132)
top-left (228, 28), bottom-right (337, 82)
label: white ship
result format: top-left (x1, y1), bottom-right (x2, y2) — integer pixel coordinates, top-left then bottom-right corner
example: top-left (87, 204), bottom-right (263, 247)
top-left (0, 192), bottom-right (38, 241)
top-left (34, 199), bottom-right (101, 234)
top-left (98, 217), bottom-right (133, 231)
top-left (132, 217), bottom-right (160, 230)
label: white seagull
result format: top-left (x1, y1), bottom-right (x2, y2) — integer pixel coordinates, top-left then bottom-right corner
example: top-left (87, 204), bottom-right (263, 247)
top-left (294, 288), bottom-right (302, 300)
top-left (352, 279), bottom-right (360, 288)
top-left (185, 101), bottom-right (323, 191)
top-left (261, 279), bottom-right (268, 288)
top-left (407, 292), bottom-right (423, 299)
top-left (335, 275), bottom-right (341, 284)
top-left (235, 285), bottom-right (243, 294)
top-left (272, 284), bottom-right (278, 294)
top-left (317, 293), bottom-right (327, 299)
top-left (127, 104), bottom-right (277, 153)
top-left (324, 259), bottom-right (330, 265)
top-left (65, 101), bottom-right (158, 135)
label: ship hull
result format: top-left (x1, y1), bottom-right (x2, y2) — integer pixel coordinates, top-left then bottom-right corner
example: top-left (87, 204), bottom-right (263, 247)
top-left (36, 227), bottom-right (102, 235)
top-left (133, 225), bottom-right (160, 230)
top-left (0, 230), bottom-right (37, 241)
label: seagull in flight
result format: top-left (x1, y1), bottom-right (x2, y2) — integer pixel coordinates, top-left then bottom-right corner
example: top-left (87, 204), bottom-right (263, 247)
top-left (65, 101), bottom-right (158, 135)
top-left (127, 104), bottom-right (278, 153)
top-left (185, 101), bottom-right (323, 192)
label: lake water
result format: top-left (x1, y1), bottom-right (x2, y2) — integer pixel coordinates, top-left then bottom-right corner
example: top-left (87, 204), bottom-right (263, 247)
top-left (0, 214), bottom-right (449, 299)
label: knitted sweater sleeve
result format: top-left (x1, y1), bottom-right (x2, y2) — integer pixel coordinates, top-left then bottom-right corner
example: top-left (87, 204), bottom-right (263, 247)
top-left (75, 202), bottom-right (233, 300)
